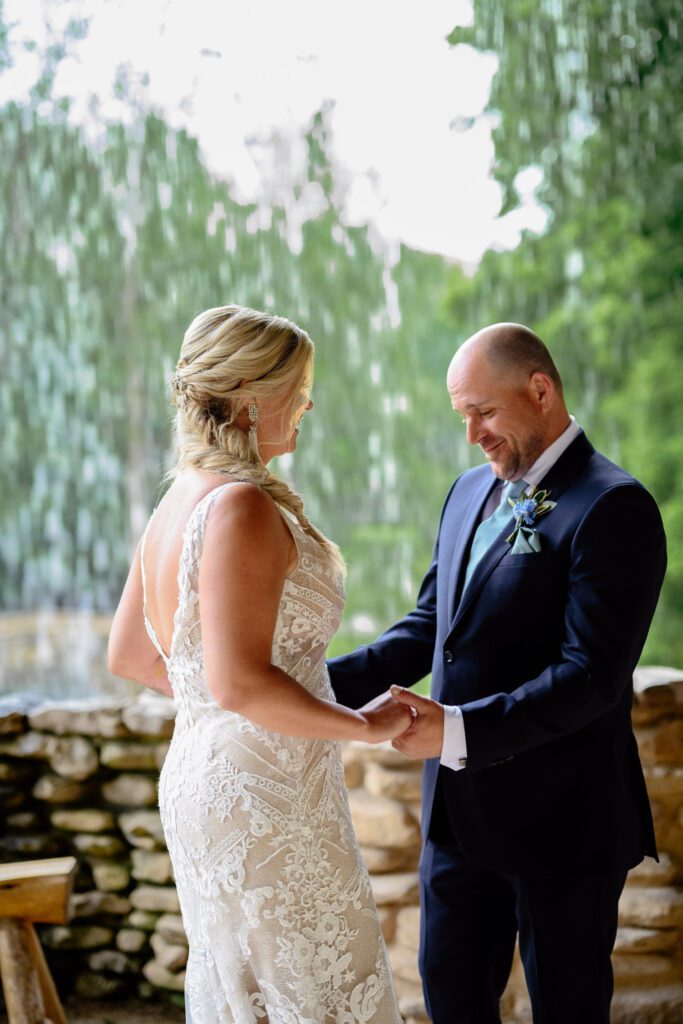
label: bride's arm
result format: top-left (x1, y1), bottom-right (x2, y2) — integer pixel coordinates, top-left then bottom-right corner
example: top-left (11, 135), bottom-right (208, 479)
top-left (200, 484), bottom-right (412, 743)
top-left (108, 541), bottom-right (174, 697)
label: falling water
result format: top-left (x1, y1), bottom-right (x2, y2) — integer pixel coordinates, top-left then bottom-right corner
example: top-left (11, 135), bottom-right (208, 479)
top-left (2, 0), bottom-right (681, 695)
top-left (0, 15), bottom-right (474, 697)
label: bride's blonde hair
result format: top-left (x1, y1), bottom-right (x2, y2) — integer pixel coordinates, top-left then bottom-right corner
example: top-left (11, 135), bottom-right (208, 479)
top-left (167, 305), bottom-right (343, 571)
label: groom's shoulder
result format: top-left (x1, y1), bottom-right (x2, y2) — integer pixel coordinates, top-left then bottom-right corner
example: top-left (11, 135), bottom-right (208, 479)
top-left (454, 463), bottom-right (493, 488)
top-left (445, 463), bottom-right (493, 500)
top-left (435, 464), bottom-right (491, 525)
top-left (576, 447), bottom-right (662, 528)
top-left (584, 446), bottom-right (651, 496)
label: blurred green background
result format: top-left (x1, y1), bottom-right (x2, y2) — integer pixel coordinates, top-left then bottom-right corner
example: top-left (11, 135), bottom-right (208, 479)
top-left (1, 0), bottom-right (681, 696)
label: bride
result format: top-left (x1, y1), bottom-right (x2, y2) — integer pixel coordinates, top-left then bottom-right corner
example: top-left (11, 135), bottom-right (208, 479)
top-left (108, 305), bottom-right (409, 1023)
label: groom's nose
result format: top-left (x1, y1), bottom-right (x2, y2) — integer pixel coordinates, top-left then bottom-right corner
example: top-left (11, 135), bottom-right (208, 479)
top-left (465, 415), bottom-right (483, 446)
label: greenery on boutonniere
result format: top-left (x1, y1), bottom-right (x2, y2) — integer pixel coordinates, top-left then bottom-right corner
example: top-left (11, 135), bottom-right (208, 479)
top-left (506, 488), bottom-right (556, 548)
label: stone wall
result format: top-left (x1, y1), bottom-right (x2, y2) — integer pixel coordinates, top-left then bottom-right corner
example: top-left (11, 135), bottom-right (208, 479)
top-left (0, 668), bottom-right (682, 1022)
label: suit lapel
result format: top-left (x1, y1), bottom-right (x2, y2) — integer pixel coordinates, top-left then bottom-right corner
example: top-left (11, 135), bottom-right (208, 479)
top-left (447, 473), bottom-right (499, 624)
top-left (449, 431), bottom-right (596, 633)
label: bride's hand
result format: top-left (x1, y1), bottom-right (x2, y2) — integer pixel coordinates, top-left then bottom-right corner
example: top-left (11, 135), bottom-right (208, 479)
top-left (357, 690), bottom-right (415, 744)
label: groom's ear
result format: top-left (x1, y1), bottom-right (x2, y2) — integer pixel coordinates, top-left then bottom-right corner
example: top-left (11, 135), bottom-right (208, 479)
top-left (528, 371), bottom-right (554, 410)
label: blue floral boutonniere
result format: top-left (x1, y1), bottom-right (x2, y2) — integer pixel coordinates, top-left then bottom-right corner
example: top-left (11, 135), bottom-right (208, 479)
top-left (506, 488), bottom-right (556, 554)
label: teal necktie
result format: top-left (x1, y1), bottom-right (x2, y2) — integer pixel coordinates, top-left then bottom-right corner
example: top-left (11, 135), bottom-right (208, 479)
top-left (464, 479), bottom-right (527, 589)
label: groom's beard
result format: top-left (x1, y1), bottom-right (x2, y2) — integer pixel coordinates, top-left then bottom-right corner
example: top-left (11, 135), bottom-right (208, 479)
top-left (487, 427), bottom-right (547, 482)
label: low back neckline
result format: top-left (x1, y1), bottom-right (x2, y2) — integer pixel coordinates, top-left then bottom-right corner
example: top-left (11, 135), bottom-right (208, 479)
top-left (140, 481), bottom-right (306, 668)
top-left (140, 482), bottom-right (236, 666)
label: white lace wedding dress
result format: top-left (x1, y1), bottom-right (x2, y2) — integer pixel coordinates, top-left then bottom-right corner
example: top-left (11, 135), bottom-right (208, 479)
top-left (141, 483), bottom-right (401, 1024)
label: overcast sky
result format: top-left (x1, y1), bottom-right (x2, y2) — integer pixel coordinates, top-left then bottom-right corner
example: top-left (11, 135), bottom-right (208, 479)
top-left (2, 0), bottom-right (546, 263)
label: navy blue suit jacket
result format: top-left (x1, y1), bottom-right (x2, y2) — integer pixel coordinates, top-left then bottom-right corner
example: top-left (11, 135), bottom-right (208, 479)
top-left (328, 433), bottom-right (667, 876)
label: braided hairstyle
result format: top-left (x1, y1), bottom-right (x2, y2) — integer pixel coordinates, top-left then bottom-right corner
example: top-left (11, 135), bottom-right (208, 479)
top-left (167, 305), bottom-right (344, 573)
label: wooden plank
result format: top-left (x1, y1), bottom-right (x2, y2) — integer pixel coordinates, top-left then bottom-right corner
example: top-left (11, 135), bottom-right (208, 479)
top-left (0, 918), bottom-right (47, 1023)
top-left (25, 920), bottom-right (67, 1024)
top-left (0, 858), bottom-right (77, 884)
top-left (0, 858), bottom-right (77, 925)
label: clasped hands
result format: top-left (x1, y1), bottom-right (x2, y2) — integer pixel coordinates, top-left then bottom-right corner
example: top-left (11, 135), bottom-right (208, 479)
top-left (358, 686), bottom-right (444, 758)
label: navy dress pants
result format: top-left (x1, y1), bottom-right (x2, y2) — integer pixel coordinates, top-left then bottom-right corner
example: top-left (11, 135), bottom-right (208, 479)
top-left (418, 839), bottom-right (626, 1024)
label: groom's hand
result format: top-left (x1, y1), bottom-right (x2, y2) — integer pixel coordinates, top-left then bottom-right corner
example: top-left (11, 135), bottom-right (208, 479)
top-left (389, 686), bottom-right (444, 759)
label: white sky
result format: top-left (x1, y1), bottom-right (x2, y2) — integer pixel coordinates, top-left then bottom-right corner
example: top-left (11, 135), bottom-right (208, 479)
top-left (2, 0), bottom-right (547, 263)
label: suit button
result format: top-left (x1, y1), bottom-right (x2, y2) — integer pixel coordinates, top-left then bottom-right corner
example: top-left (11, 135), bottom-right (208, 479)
top-left (444, 650), bottom-right (454, 663)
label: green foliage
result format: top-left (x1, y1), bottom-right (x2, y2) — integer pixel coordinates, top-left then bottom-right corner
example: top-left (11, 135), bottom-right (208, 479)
top-left (445, 0), bottom-right (683, 662)
top-left (2, 1), bottom-right (681, 684)
top-left (0, 12), bottom-right (465, 665)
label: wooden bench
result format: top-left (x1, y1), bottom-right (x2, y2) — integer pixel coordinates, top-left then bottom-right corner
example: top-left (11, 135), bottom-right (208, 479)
top-left (0, 857), bottom-right (77, 1024)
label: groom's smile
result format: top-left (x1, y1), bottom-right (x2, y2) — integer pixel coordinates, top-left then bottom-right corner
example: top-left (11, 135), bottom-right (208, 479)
top-left (447, 325), bottom-right (566, 482)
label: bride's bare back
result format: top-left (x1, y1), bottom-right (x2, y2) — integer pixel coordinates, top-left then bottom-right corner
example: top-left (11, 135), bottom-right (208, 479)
top-left (141, 469), bottom-right (295, 660)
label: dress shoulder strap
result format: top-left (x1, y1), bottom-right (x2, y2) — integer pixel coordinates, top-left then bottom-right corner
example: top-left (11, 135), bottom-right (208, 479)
top-left (183, 481), bottom-right (237, 550)
top-left (140, 482), bottom-right (237, 665)
top-left (175, 481), bottom-right (242, 592)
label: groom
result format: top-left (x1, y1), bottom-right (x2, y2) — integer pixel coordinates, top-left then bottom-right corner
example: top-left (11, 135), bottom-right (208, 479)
top-left (327, 323), bottom-right (666, 1024)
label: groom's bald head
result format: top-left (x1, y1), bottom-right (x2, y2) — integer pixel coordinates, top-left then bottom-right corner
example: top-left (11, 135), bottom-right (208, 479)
top-left (448, 323), bottom-right (563, 393)
top-left (447, 323), bottom-right (570, 481)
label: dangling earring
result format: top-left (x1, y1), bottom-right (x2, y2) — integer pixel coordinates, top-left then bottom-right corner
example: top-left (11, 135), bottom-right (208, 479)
top-left (248, 403), bottom-right (259, 452)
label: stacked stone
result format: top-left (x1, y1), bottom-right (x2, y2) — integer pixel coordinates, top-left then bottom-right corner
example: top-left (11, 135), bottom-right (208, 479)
top-left (609, 666), bottom-right (683, 1023)
top-left (342, 742), bottom-right (424, 1023)
top-left (1, 669), bottom-right (682, 1022)
top-left (0, 692), bottom-right (179, 1003)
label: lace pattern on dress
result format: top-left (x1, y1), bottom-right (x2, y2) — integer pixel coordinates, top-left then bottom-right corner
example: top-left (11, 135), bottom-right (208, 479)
top-left (144, 482), bottom-right (400, 1023)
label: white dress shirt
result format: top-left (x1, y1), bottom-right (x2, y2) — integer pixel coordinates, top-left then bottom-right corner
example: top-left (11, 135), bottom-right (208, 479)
top-left (441, 417), bottom-right (582, 772)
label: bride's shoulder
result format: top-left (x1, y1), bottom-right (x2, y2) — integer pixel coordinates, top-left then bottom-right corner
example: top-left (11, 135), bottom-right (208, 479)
top-left (205, 481), bottom-right (289, 544)
top-left (200, 482), bottom-right (293, 580)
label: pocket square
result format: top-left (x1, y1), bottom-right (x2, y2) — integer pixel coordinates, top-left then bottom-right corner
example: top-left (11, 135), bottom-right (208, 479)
top-left (510, 529), bottom-right (542, 555)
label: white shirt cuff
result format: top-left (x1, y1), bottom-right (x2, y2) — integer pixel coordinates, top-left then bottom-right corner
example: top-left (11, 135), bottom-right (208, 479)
top-left (440, 704), bottom-right (468, 771)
